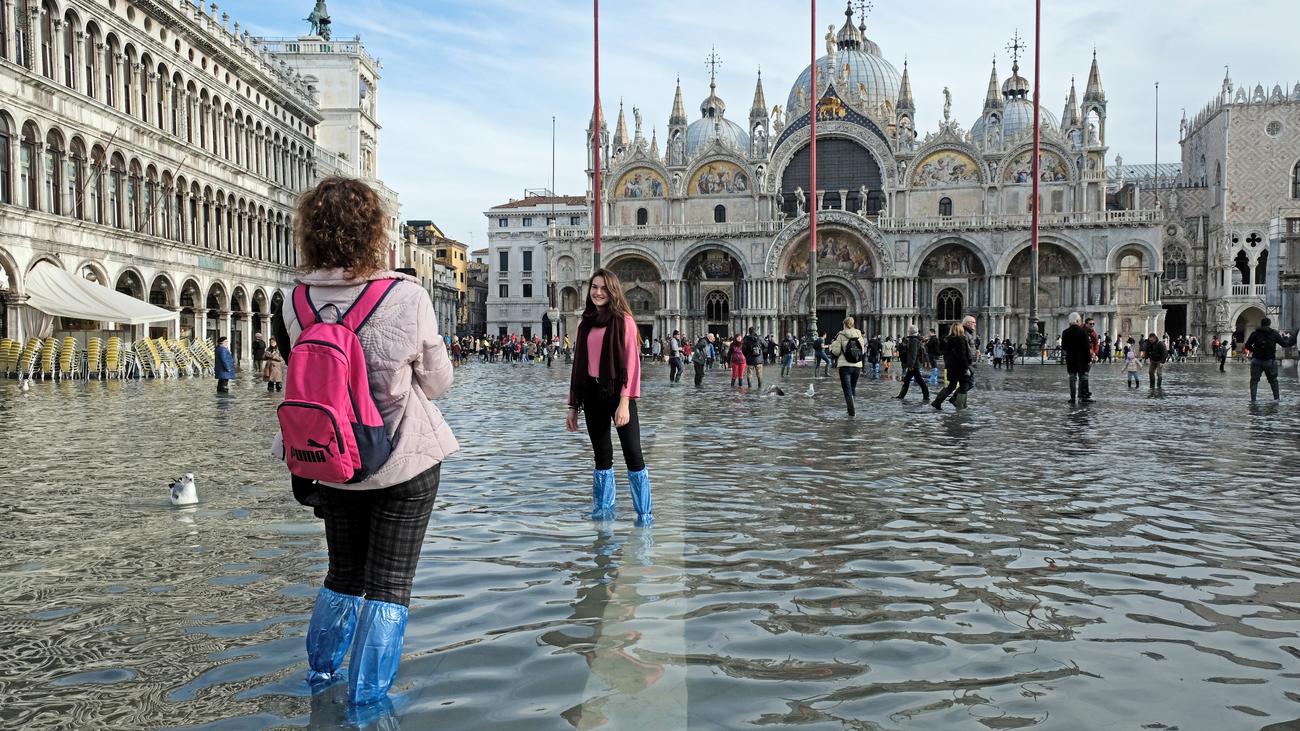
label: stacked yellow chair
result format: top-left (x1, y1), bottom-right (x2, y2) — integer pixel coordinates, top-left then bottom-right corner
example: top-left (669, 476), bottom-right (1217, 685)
top-left (17, 338), bottom-right (42, 379)
top-left (170, 340), bottom-right (194, 376)
top-left (0, 338), bottom-right (15, 377)
top-left (58, 336), bottom-right (78, 380)
top-left (39, 337), bottom-right (59, 380)
top-left (154, 338), bottom-right (176, 378)
top-left (85, 337), bottom-right (103, 379)
top-left (105, 337), bottom-right (123, 379)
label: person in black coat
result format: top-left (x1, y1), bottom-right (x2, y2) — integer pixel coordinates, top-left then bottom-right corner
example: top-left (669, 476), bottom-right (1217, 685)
top-left (931, 323), bottom-right (972, 410)
top-left (1244, 317), bottom-right (1297, 401)
top-left (1060, 312), bottom-right (1094, 403)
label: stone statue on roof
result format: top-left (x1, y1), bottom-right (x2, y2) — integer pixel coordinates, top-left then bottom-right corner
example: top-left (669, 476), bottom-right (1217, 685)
top-left (307, 0), bottom-right (332, 40)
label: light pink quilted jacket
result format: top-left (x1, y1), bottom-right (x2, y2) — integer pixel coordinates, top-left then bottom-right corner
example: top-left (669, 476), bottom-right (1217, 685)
top-left (283, 269), bottom-right (459, 490)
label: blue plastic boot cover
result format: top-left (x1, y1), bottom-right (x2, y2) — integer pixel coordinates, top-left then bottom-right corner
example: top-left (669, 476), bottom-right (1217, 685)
top-left (588, 468), bottom-right (616, 520)
top-left (348, 600), bottom-right (409, 706)
top-left (628, 468), bottom-right (653, 523)
top-left (306, 587), bottom-right (363, 684)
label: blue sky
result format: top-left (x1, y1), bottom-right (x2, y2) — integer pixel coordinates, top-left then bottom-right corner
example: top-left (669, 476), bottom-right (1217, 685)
top-left (220, 0), bottom-right (1296, 248)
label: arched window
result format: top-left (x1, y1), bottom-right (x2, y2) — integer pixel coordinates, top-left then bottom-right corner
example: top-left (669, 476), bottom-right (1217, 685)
top-left (705, 290), bottom-right (730, 321)
top-left (108, 154), bottom-right (125, 227)
top-left (39, 1), bottom-right (54, 78)
top-left (938, 197), bottom-right (953, 217)
top-left (19, 123), bottom-right (38, 210)
top-left (714, 204), bottom-right (726, 223)
top-left (635, 207), bottom-right (648, 226)
top-left (43, 130), bottom-right (63, 215)
top-left (937, 287), bottom-right (963, 322)
top-left (84, 25), bottom-right (99, 99)
top-left (1292, 160), bottom-right (1300, 199)
top-left (103, 38), bottom-right (117, 108)
top-left (61, 10), bottom-right (77, 88)
top-left (126, 160), bottom-right (142, 231)
top-left (0, 117), bottom-right (11, 204)
top-left (88, 147), bottom-right (105, 224)
top-left (0, 4), bottom-right (8, 65)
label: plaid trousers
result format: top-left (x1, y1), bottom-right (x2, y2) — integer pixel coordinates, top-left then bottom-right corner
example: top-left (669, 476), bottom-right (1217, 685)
top-left (317, 464), bottom-right (441, 606)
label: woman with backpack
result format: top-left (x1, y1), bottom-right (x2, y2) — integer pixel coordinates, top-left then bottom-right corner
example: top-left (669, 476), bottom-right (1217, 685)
top-left (931, 322), bottom-right (973, 410)
top-left (829, 317), bottom-right (865, 416)
top-left (565, 269), bottom-right (653, 525)
top-left (272, 177), bottom-right (458, 707)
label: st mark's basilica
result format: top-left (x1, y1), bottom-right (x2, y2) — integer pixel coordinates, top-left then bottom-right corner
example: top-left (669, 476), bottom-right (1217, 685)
top-left (546, 2), bottom-right (1166, 345)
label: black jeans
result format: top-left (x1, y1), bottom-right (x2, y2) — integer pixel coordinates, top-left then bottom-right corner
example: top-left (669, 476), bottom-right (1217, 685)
top-left (838, 366), bottom-right (860, 415)
top-left (217, 378), bottom-right (229, 393)
top-left (581, 379), bottom-right (645, 471)
top-left (668, 356), bottom-right (683, 382)
top-left (933, 368), bottom-right (969, 404)
top-left (1250, 358), bottom-right (1280, 400)
top-left (693, 362), bottom-right (705, 386)
top-left (317, 464), bottom-right (441, 606)
top-left (898, 367), bottom-right (929, 399)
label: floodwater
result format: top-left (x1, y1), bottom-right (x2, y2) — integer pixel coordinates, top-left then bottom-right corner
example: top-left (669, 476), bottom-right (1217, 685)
top-left (2, 359), bottom-right (1299, 730)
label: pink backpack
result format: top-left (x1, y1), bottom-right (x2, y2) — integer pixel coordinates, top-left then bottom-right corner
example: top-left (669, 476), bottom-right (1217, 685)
top-left (278, 280), bottom-right (396, 484)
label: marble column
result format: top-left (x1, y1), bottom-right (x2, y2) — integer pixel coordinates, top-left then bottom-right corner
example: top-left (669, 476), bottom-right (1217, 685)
top-left (1, 1), bottom-right (15, 63)
top-left (50, 18), bottom-right (65, 84)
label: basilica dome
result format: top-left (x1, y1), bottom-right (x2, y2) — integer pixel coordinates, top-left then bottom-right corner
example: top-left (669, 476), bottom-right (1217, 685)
top-left (971, 61), bottom-right (1059, 141)
top-left (786, 6), bottom-right (900, 116)
top-left (686, 84), bottom-right (750, 157)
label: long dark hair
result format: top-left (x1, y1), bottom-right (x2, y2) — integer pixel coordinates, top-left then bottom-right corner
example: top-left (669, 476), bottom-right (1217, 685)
top-left (583, 268), bottom-right (633, 319)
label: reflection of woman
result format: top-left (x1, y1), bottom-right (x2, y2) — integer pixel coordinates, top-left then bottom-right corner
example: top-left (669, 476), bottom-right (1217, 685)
top-left (565, 269), bottom-right (653, 525)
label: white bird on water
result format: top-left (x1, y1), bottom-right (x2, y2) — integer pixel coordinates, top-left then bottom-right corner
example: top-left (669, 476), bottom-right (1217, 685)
top-left (804, 383), bottom-right (815, 398)
top-left (169, 473), bottom-right (198, 506)
top-left (21, 379), bottom-right (31, 392)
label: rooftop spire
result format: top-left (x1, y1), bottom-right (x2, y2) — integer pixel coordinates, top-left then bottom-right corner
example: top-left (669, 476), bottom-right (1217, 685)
top-left (835, 1), bottom-right (864, 51)
top-left (649, 127), bottom-right (660, 161)
top-left (670, 75), bottom-right (687, 126)
top-left (983, 57), bottom-right (1002, 110)
top-left (1084, 49), bottom-right (1105, 103)
top-left (750, 68), bottom-right (767, 115)
top-left (700, 48), bottom-right (726, 119)
top-left (1062, 76), bottom-right (1080, 128)
top-left (613, 100), bottom-right (629, 147)
top-left (897, 59), bottom-right (914, 112)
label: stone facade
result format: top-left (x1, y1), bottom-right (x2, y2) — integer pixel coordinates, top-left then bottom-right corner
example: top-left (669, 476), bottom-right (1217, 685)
top-left (0, 0), bottom-right (396, 368)
top-left (546, 5), bottom-right (1163, 346)
top-left (485, 194), bottom-right (587, 339)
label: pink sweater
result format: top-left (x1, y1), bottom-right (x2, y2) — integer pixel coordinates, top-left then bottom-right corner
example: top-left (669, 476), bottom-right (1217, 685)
top-left (585, 314), bottom-right (641, 398)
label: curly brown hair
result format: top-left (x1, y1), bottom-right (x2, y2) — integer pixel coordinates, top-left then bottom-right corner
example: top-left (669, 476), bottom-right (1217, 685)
top-left (296, 177), bottom-right (390, 276)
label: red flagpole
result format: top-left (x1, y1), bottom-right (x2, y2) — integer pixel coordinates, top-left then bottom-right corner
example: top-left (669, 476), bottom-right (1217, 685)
top-left (807, 0), bottom-right (819, 341)
top-left (1028, 0), bottom-right (1042, 348)
top-left (592, 0), bottom-right (602, 270)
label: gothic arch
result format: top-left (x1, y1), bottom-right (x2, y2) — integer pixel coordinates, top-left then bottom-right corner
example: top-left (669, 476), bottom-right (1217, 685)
top-left (27, 253), bottom-right (65, 273)
top-left (906, 141), bottom-right (992, 186)
top-left (0, 246), bottom-right (23, 296)
top-left (148, 272), bottom-right (176, 308)
top-left (74, 258), bottom-right (110, 286)
top-left (909, 237), bottom-right (995, 278)
top-left (765, 209), bottom-right (892, 277)
top-left (768, 121), bottom-right (898, 193)
top-left (995, 234), bottom-right (1092, 275)
top-left (606, 154), bottom-right (671, 198)
top-left (788, 273), bottom-right (870, 316)
top-left (682, 153), bottom-right (757, 197)
top-left (114, 267), bottom-right (147, 299)
top-left (994, 141), bottom-right (1079, 184)
top-left (603, 245), bottom-right (668, 280)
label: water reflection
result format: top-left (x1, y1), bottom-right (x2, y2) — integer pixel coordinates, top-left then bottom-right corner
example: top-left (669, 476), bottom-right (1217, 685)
top-left (1, 363), bottom-right (1299, 729)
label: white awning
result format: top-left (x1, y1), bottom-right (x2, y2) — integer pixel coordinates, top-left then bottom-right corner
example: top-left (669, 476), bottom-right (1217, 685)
top-left (24, 262), bottom-right (175, 325)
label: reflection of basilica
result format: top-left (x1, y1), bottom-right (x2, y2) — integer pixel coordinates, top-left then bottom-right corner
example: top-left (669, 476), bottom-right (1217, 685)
top-left (546, 2), bottom-right (1164, 342)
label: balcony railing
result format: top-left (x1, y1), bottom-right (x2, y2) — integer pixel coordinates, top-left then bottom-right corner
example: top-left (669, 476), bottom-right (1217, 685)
top-left (521, 271), bottom-right (534, 280)
top-left (1231, 284), bottom-right (1267, 297)
top-left (547, 221), bottom-right (784, 240)
top-left (877, 209), bottom-right (1161, 231)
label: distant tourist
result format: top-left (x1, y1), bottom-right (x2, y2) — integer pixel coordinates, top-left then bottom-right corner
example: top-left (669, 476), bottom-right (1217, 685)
top-left (1144, 332), bottom-right (1168, 391)
top-left (667, 330), bottom-right (684, 384)
top-left (779, 332), bottom-right (798, 378)
top-left (925, 328), bottom-right (942, 384)
top-left (262, 337), bottom-right (284, 392)
top-left (743, 327), bottom-right (764, 390)
top-left (565, 268), bottom-right (653, 525)
top-left (931, 322), bottom-right (972, 410)
top-left (728, 334), bottom-right (747, 387)
top-left (692, 333), bottom-right (709, 387)
top-left (829, 316), bottom-right (866, 416)
top-left (277, 176), bottom-right (459, 707)
top-left (1061, 312), bottom-right (1094, 404)
top-left (215, 337), bottom-right (235, 394)
top-left (894, 325), bottom-right (930, 403)
top-left (1243, 317), bottom-right (1297, 401)
top-left (1123, 346), bottom-right (1140, 388)
top-left (252, 332), bottom-right (266, 371)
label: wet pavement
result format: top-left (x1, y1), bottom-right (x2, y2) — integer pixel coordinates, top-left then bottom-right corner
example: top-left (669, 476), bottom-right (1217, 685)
top-left (2, 360), bottom-right (1299, 730)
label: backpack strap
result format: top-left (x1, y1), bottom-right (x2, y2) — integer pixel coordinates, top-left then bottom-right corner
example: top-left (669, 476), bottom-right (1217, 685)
top-left (292, 284), bottom-right (319, 328)
top-left (340, 279), bottom-right (399, 333)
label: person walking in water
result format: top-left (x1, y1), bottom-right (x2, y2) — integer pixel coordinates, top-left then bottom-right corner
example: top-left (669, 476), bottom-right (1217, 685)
top-left (828, 316), bottom-right (866, 416)
top-left (1143, 332), bottom-right (1168, 391)
top-left (261, 337), bottom-right (284, 392)
top-left (931, 323), bottom-right (972, 410)
top-left (274, 177), bottom-right (459, 708)
top-left (743, 327), bottom-right (764, 390)
top-left (692, 333), bottom-right (709, 387)
top-left (728, 335), bottom-right (747, 387)
top-left (1061, 312), bottom-right (1094, 404)
top-left (779, 332), bottom-right (797, 378)
top-left (895, 325), bottom-right (930, 402)
top-left (1244, 317), bottom-right (1297, 401)
top-left (214, 336), bottom-right (235, 393)
top-left (565, 269), bottom-right (653, 525)
top-left (667, 330), bottom-right (684, 384)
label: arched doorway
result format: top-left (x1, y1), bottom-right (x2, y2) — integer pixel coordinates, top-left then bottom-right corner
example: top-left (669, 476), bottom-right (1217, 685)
top-left (1005, 243), bottom-right (1084, 341)
top-left (148, 274), bottom-right (175, 339)
top-left (0, 250), bottom-right (15, 340)
top-left (1235, 306), bottom-right (1265, 343)
top-left (230, 286), bottom-right (249, 368)
top-left (559, 286), bottom-right (581, 340)
top-left (682, 248), bottom-right (742, 336)
top-left (608, 255), bottom-right (661, 343)
top-left (815, 282), bottom-right (854, 337)
top-left (205, 282), bottom-right (227, 344)
top-left (179, 279), bottom-right (202, 340)
top-left (782, 229), bottom-right (877, 336)
top-left (918, 242), bottom-right (986, 336)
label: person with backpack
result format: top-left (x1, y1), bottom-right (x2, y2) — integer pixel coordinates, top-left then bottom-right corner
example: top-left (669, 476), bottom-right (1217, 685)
top-left (894, 325), bottom-right (930, 402)
top-left (1143, 332), bottom-right (1169, 391)
top-left (692, 333), bottom-right (709, 387)
top-left (828, 317), bottom-right (866, 416)
top-left (565, 268), bottom-right (653, 524)
top-left (1244, 317), bottom-right (1297, 401)
top-left (728, 334), bottom-right (747, 387)
top-left (931, 322), bottom-right (973, 410)
top-left (272, 177), bottom-right (458, 708)
top-left (743, 327), bottom-right (764, 390)
top-left (865, 336), bottom-right (883, 378)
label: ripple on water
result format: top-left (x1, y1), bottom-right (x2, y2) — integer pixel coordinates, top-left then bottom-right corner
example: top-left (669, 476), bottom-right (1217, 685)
top-left (2, 364), bottom-right (1300, 729)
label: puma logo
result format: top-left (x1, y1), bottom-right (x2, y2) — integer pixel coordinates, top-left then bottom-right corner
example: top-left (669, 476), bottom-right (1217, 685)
top-left (306, 435), bottom-right (336, 456)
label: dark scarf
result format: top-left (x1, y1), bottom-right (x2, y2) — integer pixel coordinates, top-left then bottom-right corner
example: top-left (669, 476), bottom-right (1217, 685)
top-left (569, 306), bottom-right (627, 404)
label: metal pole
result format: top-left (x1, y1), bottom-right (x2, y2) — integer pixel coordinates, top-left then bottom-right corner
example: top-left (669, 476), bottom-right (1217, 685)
top-left (1026, 0), bottom-right (1042, 352)
top-left (592, 0), bottom-right (602, 270)
top-left (806, 0), bottom-right (819, 344)
top-left (1154, 81), bottom-right (1159, 209)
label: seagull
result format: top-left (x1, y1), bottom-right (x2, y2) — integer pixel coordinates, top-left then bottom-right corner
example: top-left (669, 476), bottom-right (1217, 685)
top-left (20, 379), bottom-right (31, 392)
top-left (169, 473), bottom-right (198, 506)
top-left (804, 383), bottom-right (815, 398)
